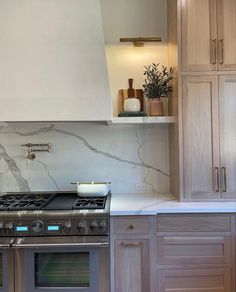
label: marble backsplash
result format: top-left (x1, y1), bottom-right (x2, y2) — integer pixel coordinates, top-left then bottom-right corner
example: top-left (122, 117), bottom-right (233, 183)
top-left (0, 122), bottom-right (170, 194)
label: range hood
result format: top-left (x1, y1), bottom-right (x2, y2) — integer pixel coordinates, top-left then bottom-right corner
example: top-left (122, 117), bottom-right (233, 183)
top-left (0, 0), bottom-right (111, 121)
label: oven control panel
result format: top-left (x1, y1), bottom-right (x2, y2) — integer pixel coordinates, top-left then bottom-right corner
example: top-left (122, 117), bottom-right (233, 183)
top-left (0, 218), bottom-right (109, 236)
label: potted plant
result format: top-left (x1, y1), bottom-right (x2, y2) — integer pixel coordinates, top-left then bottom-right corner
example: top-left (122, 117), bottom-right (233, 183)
top-left (143, 63), bottom-right (174, 116)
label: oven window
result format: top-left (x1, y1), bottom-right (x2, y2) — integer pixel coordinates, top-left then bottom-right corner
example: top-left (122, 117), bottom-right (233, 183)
top-left (35, 252), bottom-right (90, 287)
top-left (0, 254), bottom-right (2, 287)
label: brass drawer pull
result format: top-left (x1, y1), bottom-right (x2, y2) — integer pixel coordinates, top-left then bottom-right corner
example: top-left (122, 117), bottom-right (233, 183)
top-left (221, 167), bottom-right (227, 192)
top-left (121, 242), bottom-right (142, 247)
top-left (214, 167), bottom-right (220, 192)
top-left (211, 39), bottom-right (217, 64)
top-left (219, 39), bottom-right (224, 64)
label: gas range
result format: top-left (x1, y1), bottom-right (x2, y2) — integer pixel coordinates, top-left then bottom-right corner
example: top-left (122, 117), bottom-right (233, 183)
top-left (0, 191), bottom-right (111, 237)
top-left (0, 191), bottom-right (111, 292)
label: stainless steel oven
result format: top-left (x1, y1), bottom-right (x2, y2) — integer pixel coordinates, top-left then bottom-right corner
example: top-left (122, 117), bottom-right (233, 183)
top-left (3, 236), bottom-right (109, 292)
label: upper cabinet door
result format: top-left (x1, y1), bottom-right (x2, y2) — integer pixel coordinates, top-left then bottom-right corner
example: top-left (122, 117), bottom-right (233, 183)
top-left (182, 76), bottom-right (220, 200)
top-left (181, 0), bottom-right (217, 71)
top-left (219, 75), bottom-right (236, 199)
top-left (0, 0), bottom-right (111, 121)
top-left (217, 0), bottom-right (236, 70)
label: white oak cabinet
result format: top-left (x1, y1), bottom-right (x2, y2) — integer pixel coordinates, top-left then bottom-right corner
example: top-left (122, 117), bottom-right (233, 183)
top-left (219, 76), bottom-right (236, 199)
top-left (114, 239), bottom-right (150, 292)
top-left (0, 0), bottom-right (111, 121)
top-left (159, 268), bottom-right (232, 292)
top-left (157, 214), bottom-right (234, 292)
top-left (168, 0), bottom-right (236, 201)
top-left (111, 215), bottom-right (235, 292)
top-left (110, 216), bottom-right (154, 292)
top-left (182, 75), bottom-right (236, 200)
top-left (181, 0), bottom-right (236, 71)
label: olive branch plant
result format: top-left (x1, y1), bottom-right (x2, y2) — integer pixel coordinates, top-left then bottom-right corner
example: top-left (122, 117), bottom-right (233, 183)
top-left (143, 63), bottom-right (174, 99)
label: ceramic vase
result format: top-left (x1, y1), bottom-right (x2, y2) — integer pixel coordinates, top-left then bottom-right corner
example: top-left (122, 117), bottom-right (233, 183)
top-left (124, 98), bottom-right (141, 112)
top-left (149, 98), bottom-right (163, 116)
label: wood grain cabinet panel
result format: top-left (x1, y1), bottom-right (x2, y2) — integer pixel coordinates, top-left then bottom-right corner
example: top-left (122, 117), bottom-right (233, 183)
top-left (157, 236), bottom-right (231, 265)
top-left (217, 0), bottom-right (236, 70)
top-left (182, 76), bottom-right (220, 200)
top-left (157, 215), bottom-right (231, 233)
top-left (158, 268), bottom-right (232, 292)
top-left (181, 0), bottom-right (217, 71)
top-left (114, 239), bottom-right (150, 292)
top-left (114, 217), bottom-right (149, 235)
top-left (219, 76), bottom-right (236, 199)
top-left (182, 75), bottom-right (236, 200)
top-left (181, 0), bottom-right (236, 71)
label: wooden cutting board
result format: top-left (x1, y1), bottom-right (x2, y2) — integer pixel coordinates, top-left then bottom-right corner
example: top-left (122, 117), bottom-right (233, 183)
top-left (118, 79), bottom-right (144, 113)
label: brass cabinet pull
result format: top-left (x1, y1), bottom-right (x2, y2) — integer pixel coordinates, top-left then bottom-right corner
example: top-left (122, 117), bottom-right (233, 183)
top-left (221, 167), bottom-right (227, 192)
top-left (219, 39), bottom-right (224, 64)
top-left (211, 39), bottom-right (217, 64)
top-left (214, 167), bottom-right (220, 192)
top-left (121, 242), bottom-right (142, 247)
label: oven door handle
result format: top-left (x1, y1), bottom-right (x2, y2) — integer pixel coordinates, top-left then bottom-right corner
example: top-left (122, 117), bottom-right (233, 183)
top-left (12, 242), bottom-right (109, 248)
top-left (0, 244), bottom-right (11, 249)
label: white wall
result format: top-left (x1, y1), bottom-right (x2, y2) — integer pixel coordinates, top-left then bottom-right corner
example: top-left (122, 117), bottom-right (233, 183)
top-left (100, 0), bottom-right (168, 116)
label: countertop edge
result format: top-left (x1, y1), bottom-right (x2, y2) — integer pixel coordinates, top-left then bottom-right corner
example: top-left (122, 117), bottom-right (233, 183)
top-left (110, 193), bottom-right (236, 215)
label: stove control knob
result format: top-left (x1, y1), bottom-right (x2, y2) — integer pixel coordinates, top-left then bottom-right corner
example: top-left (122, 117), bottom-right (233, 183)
top-left (99, 220), bottom-right (107, 231)
top-left (77, 221), bottom-right (86, 233)
top-left (63, 223), bottom-right (71, 233)
top-left (32, 220), bottom-right (44, 233)
top-left (90, 220), bottom-right (98, 231)
top-left (5, 223), bottom-right (13, 234)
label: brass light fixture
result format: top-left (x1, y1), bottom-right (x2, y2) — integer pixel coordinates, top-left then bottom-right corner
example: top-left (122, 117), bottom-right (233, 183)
top-left (120, 37), bottom-right (162, 47)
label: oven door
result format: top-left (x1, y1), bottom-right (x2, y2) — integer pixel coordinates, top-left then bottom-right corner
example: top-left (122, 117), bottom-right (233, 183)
top-left (12, 236), bottom-right (109, 292)
top-left (0, 238), bottom-right (14, 292)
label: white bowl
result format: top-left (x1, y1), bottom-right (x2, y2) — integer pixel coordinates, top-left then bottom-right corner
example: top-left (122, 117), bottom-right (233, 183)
top-left (76, 183), bottom-right (109, 197)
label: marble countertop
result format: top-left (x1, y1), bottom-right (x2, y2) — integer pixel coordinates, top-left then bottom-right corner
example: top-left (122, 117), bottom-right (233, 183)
top-left (110, 193), bottom-right (236, 215)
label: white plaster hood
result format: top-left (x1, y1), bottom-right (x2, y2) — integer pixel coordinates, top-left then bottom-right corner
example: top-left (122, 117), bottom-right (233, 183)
top-left (0, 0), bottom-right (111, 121)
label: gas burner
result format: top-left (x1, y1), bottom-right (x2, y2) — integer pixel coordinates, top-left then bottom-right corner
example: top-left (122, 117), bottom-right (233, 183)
top-left (0, 193), bottom-right (55, 211)
top-left (73, 197), bottom-right (107, 210)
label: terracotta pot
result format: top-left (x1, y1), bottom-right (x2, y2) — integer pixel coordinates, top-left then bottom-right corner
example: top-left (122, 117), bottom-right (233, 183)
top-left (149, 98), bottom-right (163, 116)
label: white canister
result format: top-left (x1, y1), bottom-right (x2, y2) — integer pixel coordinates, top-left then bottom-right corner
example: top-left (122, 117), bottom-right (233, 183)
top-left (124, 98), bottom-right (141, 112)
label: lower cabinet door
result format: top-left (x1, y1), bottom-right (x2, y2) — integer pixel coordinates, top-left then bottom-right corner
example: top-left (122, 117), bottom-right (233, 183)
top-left (114, 239), bottom-right (150, 292)
top-left (158, 268), bottom-right (231, 292)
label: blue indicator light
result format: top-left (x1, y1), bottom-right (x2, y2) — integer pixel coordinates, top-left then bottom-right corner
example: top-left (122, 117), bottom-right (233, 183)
top-left (47, 225), bottom-right (59, 231)
top-left (16, 226), bottom-right (28, 232)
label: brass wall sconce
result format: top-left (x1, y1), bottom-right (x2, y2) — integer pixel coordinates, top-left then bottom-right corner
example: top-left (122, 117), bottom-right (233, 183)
top-left (119, 37), bottom-right (162, 47)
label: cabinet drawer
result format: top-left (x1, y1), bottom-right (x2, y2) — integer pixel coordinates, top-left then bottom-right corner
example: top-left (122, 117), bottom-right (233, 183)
top-left (158, 268), bottom-right (231, 292)
top-left (114, 217), bottom-right (149, 235)
top-left (157, 236), bottom-right (231, 265)
top-left (157, 215), bottom-right (231, 233)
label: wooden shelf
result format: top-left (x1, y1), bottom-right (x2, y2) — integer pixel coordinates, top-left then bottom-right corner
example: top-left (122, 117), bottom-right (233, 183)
top-left (108, 116), bottom-right (176, 125)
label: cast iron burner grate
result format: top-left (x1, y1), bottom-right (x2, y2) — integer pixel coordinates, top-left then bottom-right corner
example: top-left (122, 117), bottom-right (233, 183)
top-left (73, 196), bottom-right (107, 210)
top-left (0, 193), bottom-right (55, 211)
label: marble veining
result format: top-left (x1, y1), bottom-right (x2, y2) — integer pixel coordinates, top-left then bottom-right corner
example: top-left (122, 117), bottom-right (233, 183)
top-left (0, 122), bottom-right (170, 193)
top-left (0, 144), bottom-right (30, 191)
